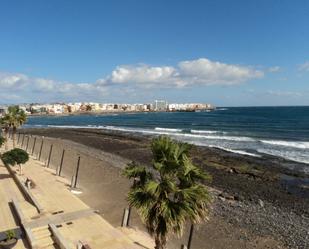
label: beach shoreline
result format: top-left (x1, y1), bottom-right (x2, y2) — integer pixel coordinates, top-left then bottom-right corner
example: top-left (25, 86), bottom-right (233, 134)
top-left (19, 127), bottom-right (309, 249)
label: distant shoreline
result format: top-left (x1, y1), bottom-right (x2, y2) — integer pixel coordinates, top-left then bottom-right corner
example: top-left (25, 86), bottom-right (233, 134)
top-left (27, 109), bottom-right (216, 117)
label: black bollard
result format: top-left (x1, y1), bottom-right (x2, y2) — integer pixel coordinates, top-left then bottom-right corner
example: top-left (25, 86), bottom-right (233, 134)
top-left (17, 133), bottom-right (21, 144)
top-left (187, 224), bottom-right (194, 249)
top-left (47, 144), bottom-right (53, 168)
top-left (21, 134), bottom-right (25, 148)
top-left (73, 156), bottom-right (81, 188)
top-left (121, 208), bottom-right (130, 227)
top-left (32, 137), bottom-right (37, 155)
top-left (58, 149), bottom-right (65, 176)
top-left (127, 178), bottom-right (137, 227)
top-left (39, 138), bottom-right (44, 161)
top-left (26, 136), bottom-right (30, 152)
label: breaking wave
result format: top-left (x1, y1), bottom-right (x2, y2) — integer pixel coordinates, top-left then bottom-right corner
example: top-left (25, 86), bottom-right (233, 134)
top-left (155, 127), bottom-right (183, 132)
top-left (191, 129), bottom-right (223, 134)
top-left (209, 146), bottom-right (261, 157)
top-left (260, 140), bottom-right (309, 149)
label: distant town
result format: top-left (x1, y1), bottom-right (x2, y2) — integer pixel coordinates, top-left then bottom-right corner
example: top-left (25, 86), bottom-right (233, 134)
top-left (0, 100), bottom-right (215, 116)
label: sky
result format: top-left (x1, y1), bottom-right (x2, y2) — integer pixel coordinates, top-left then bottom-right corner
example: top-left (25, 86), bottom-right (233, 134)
top-left (0, 0), bottom-right (309, 106)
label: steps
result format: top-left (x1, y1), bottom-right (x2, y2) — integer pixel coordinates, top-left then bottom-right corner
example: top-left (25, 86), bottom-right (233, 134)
top-left (32, 226), bottom-right (58, 249)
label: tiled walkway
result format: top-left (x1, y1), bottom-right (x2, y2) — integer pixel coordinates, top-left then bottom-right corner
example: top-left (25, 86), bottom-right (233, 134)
top-left (0, 138), bottom-right (154, 249)
top-left (0, 160), bottom-right (30, 248)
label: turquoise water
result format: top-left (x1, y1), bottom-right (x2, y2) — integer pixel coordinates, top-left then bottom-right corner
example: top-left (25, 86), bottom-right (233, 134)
top-left (25, 106), bottom-right (309, 170)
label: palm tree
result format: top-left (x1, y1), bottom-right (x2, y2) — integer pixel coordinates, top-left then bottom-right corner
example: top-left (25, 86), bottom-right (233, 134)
top-left (123, 136), bottom-right (211, 249)
top-left (0, 135), bottom-right (5, 149)
top-left (0, 117), bottom-right (10, 150)
top-left (3, 106), bottom-right (27, 148)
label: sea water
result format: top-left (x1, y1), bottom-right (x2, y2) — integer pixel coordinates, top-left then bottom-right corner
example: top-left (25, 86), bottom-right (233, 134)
top-left (24, 106), bottom-right (309, 171)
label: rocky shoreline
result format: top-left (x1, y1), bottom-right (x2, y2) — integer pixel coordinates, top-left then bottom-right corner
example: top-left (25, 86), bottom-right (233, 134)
top-left (21, 128), bottom-right (309, 249)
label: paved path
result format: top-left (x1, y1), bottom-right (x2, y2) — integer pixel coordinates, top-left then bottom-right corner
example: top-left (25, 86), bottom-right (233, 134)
top-left (0, 147), bottom-right (30, 248)
top-left (0, 138), bottom-right (154, 249)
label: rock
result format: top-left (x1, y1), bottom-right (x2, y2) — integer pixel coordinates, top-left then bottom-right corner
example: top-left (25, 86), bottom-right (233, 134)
top-left (234, 195), bottom-right (245, 201)
top-left (228, 168), bottom-right (234, 173)
top-left (258, 199), bottom-right (264, 208)
top-left (219, 192), bottom-right (235, 200)
top-left (218, 196), bottom-right (225, 201)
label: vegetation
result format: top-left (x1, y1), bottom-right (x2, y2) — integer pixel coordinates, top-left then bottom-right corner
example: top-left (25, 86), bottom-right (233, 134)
top-left (0, 135), bottom-right (5, 148)
top-left (0, 117), bottom-right (10, 150)
top-left (123, 136), bottom-right (211, 249)
top-left (2, 148), bottom-right (29, 175)
top-left (86, 104), bottom-right (92, 111)
top-left (0, 105), bottom-right (27, 148)
top-left (5, 230), bottom-right (16, 240)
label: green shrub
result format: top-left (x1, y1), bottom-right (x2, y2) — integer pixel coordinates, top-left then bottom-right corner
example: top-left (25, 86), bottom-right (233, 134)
top-left (2, 148), bottom-right (29, 166)
top-left (0, 136), bottom-right (5, 148)
top-left (5, 230), bottom-right (16, 240)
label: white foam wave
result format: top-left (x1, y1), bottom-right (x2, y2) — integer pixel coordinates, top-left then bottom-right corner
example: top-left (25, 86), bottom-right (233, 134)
top-left (260, 140), bottom-right (309, 149)
top-left (191, 129), bottom-right (222, 134)
top-left (176, 133), bottom-right (255, 142)
top-left (155, 127), bottom-right (182, 132)
top-left (210, 146), bottom-right (261, 157)
top-left (29, 124), bottom-right (255, 143)
top-left (47, 125), bottom-right (100, 129)
top-left (103, 126), bottom-right (254, 142)
top-left (257, 148), bottom-right (309, 166)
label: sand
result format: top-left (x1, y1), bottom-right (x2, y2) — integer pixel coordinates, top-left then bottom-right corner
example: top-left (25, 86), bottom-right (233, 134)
top-left (17, 128), bottom-right (309, 249)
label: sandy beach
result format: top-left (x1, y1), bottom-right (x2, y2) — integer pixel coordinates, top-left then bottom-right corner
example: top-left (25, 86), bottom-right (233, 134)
top-left (19, 128), bottom-right (309, 249)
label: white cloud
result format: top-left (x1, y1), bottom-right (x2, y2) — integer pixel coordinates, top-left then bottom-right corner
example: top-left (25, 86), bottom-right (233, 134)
top-left (268, 66), bottom-right (281, 73)
top-left (34, 78), bottom-right (56, 92)
top-left (0, 57), bottom-right (264, 103)
top-left (110, 65), bottom-right (177, 86)
top-left (299, 61), bottom-right (309, 72)
top-left (101, 58), bottom-right (263, 88)
top-left (177, 58), bottom-right (263, 86)
top-left (0, 72), bottom-right (29, 89)
top-left (266, 90), bottom-right (303, 97)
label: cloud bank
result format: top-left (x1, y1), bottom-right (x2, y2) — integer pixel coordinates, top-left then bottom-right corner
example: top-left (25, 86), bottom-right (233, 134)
top-left (299, 61), bottom-right (309, 72)
top-left (102, 58), bottom-right (263, 88)
top-left (0, 58), bottom-right (264, 103)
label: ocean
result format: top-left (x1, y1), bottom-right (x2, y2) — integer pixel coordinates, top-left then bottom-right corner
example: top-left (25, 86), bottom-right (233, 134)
top-left (24, 106), bottom-right (309, 170)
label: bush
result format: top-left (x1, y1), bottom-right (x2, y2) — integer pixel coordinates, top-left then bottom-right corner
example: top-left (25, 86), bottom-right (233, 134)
top-left (5, 230), bottom-right (16, 240)
top-left (0, 136), bottom-right (5, 148)
top-left (1, 148), bottom-right (29, 166)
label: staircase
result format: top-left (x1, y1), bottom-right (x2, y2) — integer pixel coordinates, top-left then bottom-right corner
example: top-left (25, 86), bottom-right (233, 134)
top-left (31, 226), bottom-right (59, 249)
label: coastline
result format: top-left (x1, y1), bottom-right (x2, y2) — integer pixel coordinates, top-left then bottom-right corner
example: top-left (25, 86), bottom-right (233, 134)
top-left (20, 127), bottom-right (309, 249)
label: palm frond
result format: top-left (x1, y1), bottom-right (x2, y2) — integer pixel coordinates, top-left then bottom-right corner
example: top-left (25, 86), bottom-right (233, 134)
top-left (122, 135), bottom-right (212, 249)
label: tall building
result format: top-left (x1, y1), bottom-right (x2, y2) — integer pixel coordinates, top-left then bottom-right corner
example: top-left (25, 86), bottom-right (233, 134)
top-left (154, 100), bottom-right (167, 111)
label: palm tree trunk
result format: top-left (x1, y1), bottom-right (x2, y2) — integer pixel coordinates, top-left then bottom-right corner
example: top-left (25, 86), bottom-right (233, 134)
top-left (154, 235), bottom-right (167, 249)
top-left (12, 127), bottom-right (16, 148)
top-left (4, 127), bottom-right (8, 150)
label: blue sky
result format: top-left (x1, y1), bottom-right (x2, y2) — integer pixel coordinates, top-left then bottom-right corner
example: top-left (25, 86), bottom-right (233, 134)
top-left (0, 0), bottom-right (309, 106)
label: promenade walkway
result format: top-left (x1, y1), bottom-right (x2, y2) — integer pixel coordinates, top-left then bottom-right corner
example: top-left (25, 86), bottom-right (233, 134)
top-left (0, 138), bottom-right (154, 249)
top-left (0, 154), bottom-right (30, 248)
